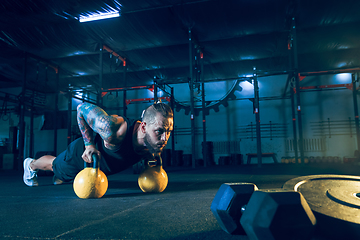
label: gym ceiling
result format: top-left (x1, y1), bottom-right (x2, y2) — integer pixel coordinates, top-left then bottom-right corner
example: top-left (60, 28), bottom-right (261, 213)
top-left (1, 0), bottom-right (360, 98)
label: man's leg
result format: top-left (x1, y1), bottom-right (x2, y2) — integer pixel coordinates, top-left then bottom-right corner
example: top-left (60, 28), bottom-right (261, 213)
top-left (23, 155), bottom-right (55, 187)
top-left (24, 138), bottom-right (86, 187)
top-left (30, 155), bottom-right (55, 171)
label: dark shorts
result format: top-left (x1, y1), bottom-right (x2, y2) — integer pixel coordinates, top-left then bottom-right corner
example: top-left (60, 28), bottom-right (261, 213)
top-left (52, 135), bottom-right (144, 182)
top-left (52, 138), bottom-right (86, 182)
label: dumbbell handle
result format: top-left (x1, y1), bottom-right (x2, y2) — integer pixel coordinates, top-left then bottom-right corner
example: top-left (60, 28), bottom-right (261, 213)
top-left (241, 205), bottom-right (247, 214)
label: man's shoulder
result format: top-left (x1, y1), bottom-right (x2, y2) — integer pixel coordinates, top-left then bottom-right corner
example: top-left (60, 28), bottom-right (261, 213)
top-left (117, 117), bottom-right (142, 138)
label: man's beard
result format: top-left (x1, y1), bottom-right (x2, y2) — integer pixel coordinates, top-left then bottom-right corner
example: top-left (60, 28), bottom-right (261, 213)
top-left (144, 132), bottom-right (164, 154)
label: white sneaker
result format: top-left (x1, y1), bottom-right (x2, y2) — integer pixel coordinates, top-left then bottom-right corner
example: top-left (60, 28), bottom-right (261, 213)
top-left (53, 175), bottom-right (63, 185)
top-left (23, 158), bottom-right (38, 187)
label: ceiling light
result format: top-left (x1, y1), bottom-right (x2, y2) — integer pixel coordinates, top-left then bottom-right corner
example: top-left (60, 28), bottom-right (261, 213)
top-left (79, 10), bottom-right (120, 23)
top-left (335, 73), bottom-right (351, 82)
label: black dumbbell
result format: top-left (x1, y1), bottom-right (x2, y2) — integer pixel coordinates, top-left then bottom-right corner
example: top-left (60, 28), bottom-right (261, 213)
top-left (211, 183), bottom-right (317, 240)
top-left (210, 183), bottom-right (257, 235)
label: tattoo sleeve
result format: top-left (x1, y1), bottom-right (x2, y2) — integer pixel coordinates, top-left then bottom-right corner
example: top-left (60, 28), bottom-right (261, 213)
top-left (77, 103), bottom-right (119, 146)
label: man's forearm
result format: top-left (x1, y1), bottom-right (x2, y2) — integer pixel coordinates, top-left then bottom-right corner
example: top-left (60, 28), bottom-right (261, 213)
top-left (76, 102), bottom-right (118, 146)
top-left (77, 103), bottom-right (102, 146)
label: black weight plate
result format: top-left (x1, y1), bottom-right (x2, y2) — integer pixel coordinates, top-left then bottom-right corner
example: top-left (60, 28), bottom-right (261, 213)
top-left (283, 174), bottom-right (360, 239)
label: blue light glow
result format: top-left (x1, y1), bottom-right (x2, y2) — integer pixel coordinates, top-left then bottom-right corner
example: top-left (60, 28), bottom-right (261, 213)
top-left (74, 91), bottom-right (83, 99)
top-left (240, 80), bottom-right (254, 91)
top-left (335, 73), bottom-right (351, 82)
top-left (79, 11), bottom-right (120, 23)
top-left (336, 62), bottom-right (347, 68)
top-left (68, 51), bottom-right (87, 56)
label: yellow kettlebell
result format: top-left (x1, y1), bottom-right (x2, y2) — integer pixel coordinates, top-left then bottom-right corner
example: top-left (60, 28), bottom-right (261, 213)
top-left (73, 154), bottom-right (108, 199)
top-left (138, 158), bottom-right (168, 193)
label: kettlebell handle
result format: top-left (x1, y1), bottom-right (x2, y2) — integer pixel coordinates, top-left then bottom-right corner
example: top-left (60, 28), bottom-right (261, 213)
top-left (147, 155), bottom-right (163, 167)
top-left (158, 155), bottom-right (163, 166)
top-left (84, 154), bottom-right (99, 169)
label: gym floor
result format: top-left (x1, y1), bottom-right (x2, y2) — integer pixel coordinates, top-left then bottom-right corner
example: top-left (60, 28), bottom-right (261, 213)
top-left (1, 162), bottom-right (359, 240)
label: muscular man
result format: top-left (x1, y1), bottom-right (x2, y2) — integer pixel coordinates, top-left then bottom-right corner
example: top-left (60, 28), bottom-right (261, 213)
top-left (23, 102), bottom-right (174, 187)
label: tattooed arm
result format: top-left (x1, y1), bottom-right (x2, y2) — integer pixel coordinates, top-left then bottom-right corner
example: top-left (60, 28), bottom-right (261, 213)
top-left (77, 102), bottom-right (125, 163)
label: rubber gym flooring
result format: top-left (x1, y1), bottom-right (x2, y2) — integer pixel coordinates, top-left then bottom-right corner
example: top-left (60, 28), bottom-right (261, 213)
top-left (1, 162), bottom-right (360, 240)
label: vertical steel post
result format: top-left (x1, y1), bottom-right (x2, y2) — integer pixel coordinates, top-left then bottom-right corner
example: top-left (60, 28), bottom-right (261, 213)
top-left (99, 44), bottom-right (103, 107)
top-left (54, 69), bottom-right (59, 155)
top-left (67, 91), bottom-right (72, 145)
top-left (200, 51), bottom-right (207, 167)
top-left (287, 32), bottom-right (298, 163)
top-left (170, 87), bottom-right (175, 163)
top-left (352, 73), bottom-right (360, 152)
top-left (189, 28), bottom-right (196, 168)
top-left (154, 81), bottom-right (158, 103)
top-left (295, 74), bottom-right (304, 163)
top-left (123, 61), bottom-right (127, 117)
top-left (253, 67), bottom-right (262, 167)
top-left (30, 90), bottom-right (34, 157)
top-left (30, 64), bottom-right (39, 157)
top-left (18, 53), bottom-right (27, 169)
top-left (291, 17), bottom-right (305, 163)
top-left (290, 83), bottom-right (299, 162)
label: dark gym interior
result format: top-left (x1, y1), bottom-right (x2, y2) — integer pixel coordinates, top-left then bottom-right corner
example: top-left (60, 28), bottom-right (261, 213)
top-left (1, 1), bottom-right (360, 239)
